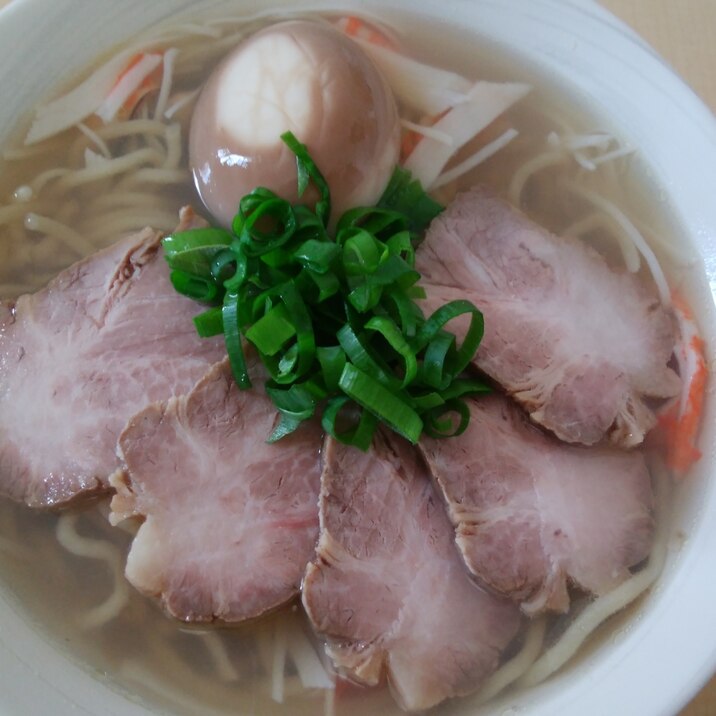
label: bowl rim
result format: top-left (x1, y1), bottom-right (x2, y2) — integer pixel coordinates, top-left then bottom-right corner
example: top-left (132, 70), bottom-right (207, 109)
top-left (0, 1), bottom-right (715, 715)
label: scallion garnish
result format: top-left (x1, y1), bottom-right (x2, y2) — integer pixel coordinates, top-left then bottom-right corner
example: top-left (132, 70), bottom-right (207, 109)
top-left (163, 131), bottom-right (488, 448)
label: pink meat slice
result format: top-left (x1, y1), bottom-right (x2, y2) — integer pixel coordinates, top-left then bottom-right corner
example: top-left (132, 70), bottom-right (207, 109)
top-left (419, 395), bottom-right (655, 615)
top-left (303, 433), bottom-right (521, 712)
top-left (110, 358), bottom-right (322, 622)
top-left (0, 223), bottom-right (225, 508)
top-left (417, 186), bottom-right (680, 447)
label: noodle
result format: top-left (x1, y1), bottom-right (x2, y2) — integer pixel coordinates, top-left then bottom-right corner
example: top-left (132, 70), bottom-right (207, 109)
top-left (324, 687), bottom-right (336, 716)
top-left (518, 462), bottom-right (671, 688)
top-left (29, 168), bottom-right (72, 194)
top-left (56, 147), bottom-right (166, 189)
top-left (400, 119), bottom-right (454, 145)
top-left (179, 630), bottom-right (242, 682)
top-left (271, 616), bottom-right (288, 703)
top-left (55, 513), bottom-right (130, 629)
top-left (0, 203), bottom-right (35, 225)
top-left (508, 150), bottom-right (567, 206)
top-left (154, 48), bottom-right (180, 120)
top-left (12, 184), bottom-right (33, 202)
top-left (433, 127), bottom-right (518, 189)
top-left (476, 618), bottom-right (547, 704)
top-left (163, 122), bottom-right (183, 169)
top-left (638, 221), bottom-right (699, 268)
top-left (95, 118), bottom-right (173, 141)
top-left (24, 213), bottom-right (95, 256)
top-left (563, 182), bottom-right (671, 306)
top-left (117, 167), bottom-right (190, 185)
top-left (0, 8), bottom-right (693, 714)
top-left (164, 88), bottom-right (200, 119)
top-left (562, 212), bottom-right (641, 272)
top-left (119, 635), bottom-right (240, 716)
top-left (77, 122), bottom-right (112, 158)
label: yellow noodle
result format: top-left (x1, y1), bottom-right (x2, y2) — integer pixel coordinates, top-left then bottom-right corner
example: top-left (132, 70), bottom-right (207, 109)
top-left (95, 118), bottom-right (170, 141)
top-left (324, 686), bottom-right (336, 716)
top-left (562, 212), bottom-right (641, 272)
top-left (116, 167), bottom-right (190, 186)
top-left (77, 122), bottom-right (112, 158)
top-left (508, 150), bottom-right (567, 206)
top-left (163, 123), bottom-right (183, 169)
top-left (476, 618), bottom-right (547, 704)
top-left (271, 615), bottom-right (288, 703)
top-left (0, 203), bottom-right (35, 225)
top-left (144, 132), bottom-right (166, 156)
top-left (55, 147), bottom-right (165, 190)
top-left (30, 168), bottom-right (72, 194)
top-left (518, 464), bottom-right (671, 688)
top-left (55, 513), bottom-right (131, 629)
top-left (154, 48), bottom-right (180, 120)
top-left (199, 631), bottom-right (241, 682)
top-left (564, 182), bottom-right (671, 305)
top-left (24, 213), bottom-right (96, 256)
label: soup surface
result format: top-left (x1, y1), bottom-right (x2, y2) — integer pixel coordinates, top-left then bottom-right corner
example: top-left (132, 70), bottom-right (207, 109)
top-left (0, 5), bottom-right (703, 715)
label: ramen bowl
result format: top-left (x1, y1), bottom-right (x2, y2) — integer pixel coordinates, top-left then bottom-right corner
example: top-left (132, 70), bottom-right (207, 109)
top-left (0, 1), bottom-right (714, 715)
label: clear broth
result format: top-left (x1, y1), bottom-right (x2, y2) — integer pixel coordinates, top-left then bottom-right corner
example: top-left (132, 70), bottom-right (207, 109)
top-left (0, 7), bottom-right (702, 716)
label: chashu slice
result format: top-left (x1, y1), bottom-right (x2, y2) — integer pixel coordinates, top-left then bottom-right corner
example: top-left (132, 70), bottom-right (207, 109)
top-left (0, 221), bottom-right (224, 508)
top-left (417, 186), bottom-right (680, 447)
top-left (111, 358), bottom-right (322, 623)
top-left (303, 433), bottom-right (521, 713)
top-left (420, 395), bottom-right (655, 615)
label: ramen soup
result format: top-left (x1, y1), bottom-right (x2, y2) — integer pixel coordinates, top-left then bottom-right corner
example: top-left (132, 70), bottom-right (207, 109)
top-left (0, 6), bottom-right (707, 716)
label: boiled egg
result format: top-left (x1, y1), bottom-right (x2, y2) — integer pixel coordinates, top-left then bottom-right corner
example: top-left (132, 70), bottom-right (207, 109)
top-left (189, 20), bottom-right (401, 227)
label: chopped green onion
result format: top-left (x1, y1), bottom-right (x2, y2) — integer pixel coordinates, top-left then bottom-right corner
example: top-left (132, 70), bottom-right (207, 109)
top-left (162, 132), bottom-right (488, 450)
top-left (364, 316), bottom-right (417, 388)
top-left (266, 382), bottom-right (317, 442)
top-left (293, 239), bottom-right (341, 273)
top-left (194, 307), bottom-right (224, 338)
top-left (163, 227), bottom-right (233, 271)
top-left (245, 303), bottom-right (296, 356)
top-left (378, 166), bottom-right (444, 238)
top-left (280, 131), bottom-right (331, 226)
top-left (239, 197), bottom-right (297, 257)
top-left (424, 399), bottom-right (471, 438)
top-left (317, 346), bottom-right (347, 393)
top-left (222, 292), bottom-right (251, 389)
top-left (337, 324), bottom-right (399, 391)
top-left (169, 270), bottom-right (219, 303)
top-left (338, 364), bottom-right (423, 444)
top-left (321, 396), bottom-right (378, 451)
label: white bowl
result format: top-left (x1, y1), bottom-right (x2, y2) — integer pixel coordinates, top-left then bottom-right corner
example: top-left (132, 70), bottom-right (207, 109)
top-left (0, 1), bottom-right (715, 715)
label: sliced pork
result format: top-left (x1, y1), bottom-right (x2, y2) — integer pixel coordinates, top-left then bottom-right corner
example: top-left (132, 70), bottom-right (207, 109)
top-left (110, 358), bottom-right (322, 623)
top-left (420, 395), bottom-right (655, 615)
top-left (303, 433), bottom-right (521, 712)
top-left (418, 186), bottom-right (680, 447)
top-left (0, 226), bottom-right (224, 508)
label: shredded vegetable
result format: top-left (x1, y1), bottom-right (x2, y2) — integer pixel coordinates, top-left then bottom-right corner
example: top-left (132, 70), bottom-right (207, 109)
top-left (352, 37), bottom-right (473, 116)
top-left (96, 53), bottom-right (163, 123)
top-left (402, 81), bottom-right (530, 188)
top-left (163, 133), bottom-right (488, 448)
top-left (336, 18), bottom-right (529, 188)
top-left (656, 292), bottom-right (707, 476)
